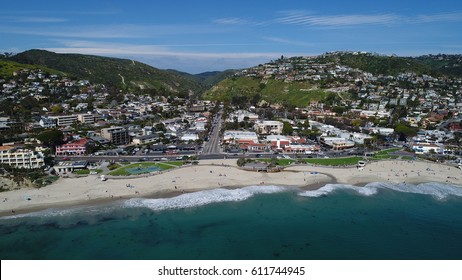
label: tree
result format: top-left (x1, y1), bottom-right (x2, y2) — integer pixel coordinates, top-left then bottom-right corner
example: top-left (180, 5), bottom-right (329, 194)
top-left (51, 104), bottom-right (64, 114)
top-left (282, 121), bottom-right (293, 135)
top-left (394, 123), bottom-right (418, 140)
top-left (36, 129), bottom-right (64, 153)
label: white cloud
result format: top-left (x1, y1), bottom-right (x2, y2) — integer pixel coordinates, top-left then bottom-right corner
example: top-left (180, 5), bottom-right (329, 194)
top-left (413, 12), bottom-right (462, 23)
top-left (276, 11), bottom-right (399, 27)
top-left (262, 36), bottom-right (314, 46)
top-left (43, 41), bottom-right (290, 73)
top-left (0, 23), bottom-right (227, 39)
top-left (213, 17), bottom-right (249, 25)
top-left (0, 16), bottom-right (67, 23)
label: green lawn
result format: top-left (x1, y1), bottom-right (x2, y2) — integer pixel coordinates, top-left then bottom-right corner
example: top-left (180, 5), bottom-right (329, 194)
top-left (301, 156), bottom-right (364, 166)
top-left (257, 158), bottom-right (295, 166)
top-left (257, 156), bottom-right (366, 166)
top-left (74, 169), bottom-right (103, 175)
top-left (371, 148), bottom-right (403, 160)
top-left (108, 161), bottom-right (183, 176)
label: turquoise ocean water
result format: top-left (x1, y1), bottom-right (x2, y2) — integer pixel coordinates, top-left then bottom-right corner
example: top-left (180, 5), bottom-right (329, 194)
top-left (1, 182), bottom-right (462, 260)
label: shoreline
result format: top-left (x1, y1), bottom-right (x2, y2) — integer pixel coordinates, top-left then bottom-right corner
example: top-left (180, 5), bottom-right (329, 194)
top-left (0, 159), bottom-right (461, 217)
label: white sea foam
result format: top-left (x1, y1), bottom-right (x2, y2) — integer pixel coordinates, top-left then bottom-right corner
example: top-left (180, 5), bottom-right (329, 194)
top-left (299, 184), bottom-right (379, 198)
top-left (299, 182), bottom-right (462, 200)
top-left (123, 185), bottom-right (288, 211)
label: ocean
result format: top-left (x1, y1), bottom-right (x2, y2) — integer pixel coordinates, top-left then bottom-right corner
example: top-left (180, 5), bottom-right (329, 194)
top-left (1, 182), bottom-right (462, 260)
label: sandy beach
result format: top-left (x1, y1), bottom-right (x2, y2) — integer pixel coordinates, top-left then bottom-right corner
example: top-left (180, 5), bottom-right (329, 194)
top-left (0, 159), bottom-right (461, 216)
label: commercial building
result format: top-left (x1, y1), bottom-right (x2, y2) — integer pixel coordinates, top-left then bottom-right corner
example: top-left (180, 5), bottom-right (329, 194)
top-left (223, 130), bottom-right (259, 144)
top-left (254, 120), bottom-right (284, 135)
top-left (55, 139), bottom-right (91, 156)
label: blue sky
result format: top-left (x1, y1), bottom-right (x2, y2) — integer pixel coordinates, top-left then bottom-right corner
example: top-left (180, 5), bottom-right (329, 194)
top-left (1, 0), bottom-right (462, 73)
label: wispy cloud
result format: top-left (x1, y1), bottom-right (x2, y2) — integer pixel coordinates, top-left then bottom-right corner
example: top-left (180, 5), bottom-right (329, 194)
top-left (46, 41), bottom-right (283, 59)
top-left (276, 10), bottom-right (399, 27)
top-left (0, 16), bottom-right (67, 23)
top-left (262, 36), bottom-right (314, 46)
top-left (413, 11), bottom-right (462, 23)
top-left (213, 17), bottom-right (268, 26)
top-left (0, 23), bottom-right (227, 39)
top-left (213, 17), bottom-right (249, 25)
top-left (275, 10), bottom-right (462, 28)
top-left (44, 41), bottom-right (288, 73)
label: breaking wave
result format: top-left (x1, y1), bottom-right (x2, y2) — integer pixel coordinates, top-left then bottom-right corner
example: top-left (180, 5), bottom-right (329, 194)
top-left (123, 185), bottom-right (288, 211)
top-left (299, 182), bottom-right (462, 200)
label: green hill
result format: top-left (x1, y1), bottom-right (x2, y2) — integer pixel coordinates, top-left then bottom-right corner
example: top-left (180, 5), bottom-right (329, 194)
top-left (414, 54), bottom-right (462, 77)
top-left (203, 76), bottom-right (328, 107)
top-left (0, 59), bottom-right (65, 79)
top-left (318, 52), bottom-right (435, 76)
top-left (10, 49), bottom-right (205, 96)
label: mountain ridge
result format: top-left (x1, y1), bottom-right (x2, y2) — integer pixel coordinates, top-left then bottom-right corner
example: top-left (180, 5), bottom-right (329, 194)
top-left (7, 49), bottom-right (231, 97)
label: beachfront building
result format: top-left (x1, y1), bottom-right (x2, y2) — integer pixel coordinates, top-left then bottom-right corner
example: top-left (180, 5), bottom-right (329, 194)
top-left (0, 145), bottom-right (45, 169)
top-left (101, 126), bottom-right (130, 145)
top-left (53, 161), bottom-right (88, 175)
top-left (283, 144), bottom-right (321, 154)
top-left (319, 137), bottom-right (355, 150)
top-left (55, 139), bottom-right (91, 156)
top-left (411, 143), bottom-right (443, 154)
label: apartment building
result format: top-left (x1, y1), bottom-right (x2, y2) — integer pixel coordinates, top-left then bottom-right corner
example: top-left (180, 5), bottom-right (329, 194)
top-left (101, 126), bottom-right (130, 145)
top-left (77, 114), bottom-right (95, 125)
top-left (49, 115), bottom-right (78, 127)
top-left (0, 146), bottom-right (45, 169)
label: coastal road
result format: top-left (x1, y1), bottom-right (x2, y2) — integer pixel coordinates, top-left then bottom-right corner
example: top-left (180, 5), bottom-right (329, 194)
top-left (202, 109), bottom-right (223, 155)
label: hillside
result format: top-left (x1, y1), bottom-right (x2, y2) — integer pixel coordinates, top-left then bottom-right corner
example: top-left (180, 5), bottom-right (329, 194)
top-left (317, 52), bottom-right (435, 76)
top-left (0, 59), bottom-right (65, 79)
top-left (203, 76), bottom-right (329, 107)
top-left (10, 50), bottom-right (205, 96)
top-left (414, 54), bottom-right (462, 77)
top-left (204, 52), bottom-right (462, 107)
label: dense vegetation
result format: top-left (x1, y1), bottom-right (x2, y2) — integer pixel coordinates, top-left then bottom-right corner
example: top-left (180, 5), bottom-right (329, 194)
top-left (0, 59), bottom-right (64, 79)
top-left (9, 50), bottom-right (205, 96)
top-left (204, 76), bottom-right (328, 107)
top-left (318, 52), bottom-right (436, 76)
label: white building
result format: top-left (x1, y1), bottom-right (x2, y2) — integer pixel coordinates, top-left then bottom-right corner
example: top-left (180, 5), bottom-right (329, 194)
top-left (412, 143), bottom-right (443, 154)
top-left (0, 146), bottom-right (45, 169)
top-left (226, 110), bottom-right (259, 123)
top-left (223, 130), bottom-right (258, 143)
top-left (77, 113), bottom-right (95, 124)
top-left (369, 127), bottom-right (394, 136)
top-left (180, 133), bottom-right (199, 142)
top-left (319, 137), bottom-right (355, 150)
top-left (254, 120), bottom-right (284, 135)
top-left (53, 161), bottom-right (88, 175)
top-left (49, 115), bottom-right (78, 127)
top-left (39, 117), bottom-right (57, 128)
